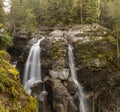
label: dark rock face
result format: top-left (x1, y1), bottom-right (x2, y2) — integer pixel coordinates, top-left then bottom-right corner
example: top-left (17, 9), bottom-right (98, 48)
top-left (46, 79), bottom-right (78, 112)
top-left (70, 25), bottom-right (120, 112)
top-left (17, 24), bottom-right (120, 112)
top-left (7, 35), bottom-right (31, 62)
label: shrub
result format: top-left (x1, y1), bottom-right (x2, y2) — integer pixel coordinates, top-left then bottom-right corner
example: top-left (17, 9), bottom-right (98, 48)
top-left (0, 31), bottom-right (13, 50)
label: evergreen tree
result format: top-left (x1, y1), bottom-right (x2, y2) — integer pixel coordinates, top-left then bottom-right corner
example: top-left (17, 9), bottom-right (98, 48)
top-left (82, 0), bottom-right (100, 23)
top-left (9, 0), bottom-right (37, 34)
top-left (73, 0), bottom-right (84, 23)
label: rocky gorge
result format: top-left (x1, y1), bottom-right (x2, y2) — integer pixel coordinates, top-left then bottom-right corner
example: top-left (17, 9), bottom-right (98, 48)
top-left (15, 24), bottom-right (120, 112)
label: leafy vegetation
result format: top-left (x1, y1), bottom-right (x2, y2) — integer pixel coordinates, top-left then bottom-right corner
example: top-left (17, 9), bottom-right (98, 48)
top-left (3, 0), bottom-right (118, 33)
top-left (0, 31), bottom-right (13, 50)
top-left (8, 0), bottom-right (100, 29)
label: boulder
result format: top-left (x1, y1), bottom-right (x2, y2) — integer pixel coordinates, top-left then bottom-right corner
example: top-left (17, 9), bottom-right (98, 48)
top-left (65, 78), bottom-right (78, 95)
top-left (49, 69), bottom-right (69, 80)
top-left (46, 79), bottom-right (78, 112)
top-left (30, 80), bottom-right (48, 112)
top-left (49, 30), bottom-right (64, 37)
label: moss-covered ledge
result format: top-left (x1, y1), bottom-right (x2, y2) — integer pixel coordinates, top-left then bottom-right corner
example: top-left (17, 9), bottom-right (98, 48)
top-left (0, 50), bottom-right (38, 112)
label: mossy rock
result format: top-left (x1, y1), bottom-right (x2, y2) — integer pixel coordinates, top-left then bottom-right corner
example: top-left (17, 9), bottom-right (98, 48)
top-left (0, 23), bottom-right (3, 28)
top-left (0, 50), bottom-right (38, 112)
top-left (0, 50), bottom-right (11, 62)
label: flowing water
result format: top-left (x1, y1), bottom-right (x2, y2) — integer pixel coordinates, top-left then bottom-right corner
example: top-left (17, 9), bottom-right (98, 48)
top-left (11, 61), bottom-right (18, 68)
top-left (68, 44), bottom-right (89, 112)
top-left (23, 37), bottom-right (45, 94)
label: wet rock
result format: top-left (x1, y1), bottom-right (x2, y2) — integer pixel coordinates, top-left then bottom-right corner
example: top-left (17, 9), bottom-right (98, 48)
top-left (49, 30), bottom-right (64, 37)
top-left (47, 79), bottom-right (78, 112)
top-left (65, 78), bottom-right (78, 95)
top-left (53, 86), bottom-right (69, 96)
top-left (30, 80), bottom-right (44, 97)
top-left (0, 28), bottom-right (4, 34)
top-left (41, 36), bottom-right (68, 71)
top-left (64, 30), bottom-right (84, 37)
top-left (72, 25), bottom-right (120, 112)
top-left (49, 69), bottom-right (70, 80)
top-left (30, 80), bottom-right (48, 112)
top-left (53, 103), bottom-right (66, 112)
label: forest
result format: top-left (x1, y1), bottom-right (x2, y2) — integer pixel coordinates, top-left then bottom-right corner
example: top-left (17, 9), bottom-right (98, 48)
top-left (0, 0), bottom-right (120, 49)
top-left (0, 0), bottom-right (120, 112)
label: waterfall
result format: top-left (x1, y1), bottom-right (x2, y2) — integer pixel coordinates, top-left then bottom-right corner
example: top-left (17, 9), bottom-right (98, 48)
top-left (23, 37), bottom-right (45, 94)
top-left (68, 44), bottom-right (89, 112)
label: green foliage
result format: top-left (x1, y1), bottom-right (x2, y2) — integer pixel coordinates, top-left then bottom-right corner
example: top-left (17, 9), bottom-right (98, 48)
top-left (107, 35), bottom-right (117, 45)
top-left (9, 0), bottom-right (101, 27)
top-left (0, 0), bottom-right (5, 23)
top-left (0, 0), bottom-right (117, 29)
top-left (100, 0), bottom-right (120, 29)
top-left (82, 0), bottom-right (99, 23)
top-left (0, 31), bottom-right (13, 50)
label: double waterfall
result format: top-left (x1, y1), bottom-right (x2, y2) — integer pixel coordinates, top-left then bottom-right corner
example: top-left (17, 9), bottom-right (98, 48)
top-left (23, 37), bottom-right (89, 112)
top-left (23, 37), bottom-right (45, 94)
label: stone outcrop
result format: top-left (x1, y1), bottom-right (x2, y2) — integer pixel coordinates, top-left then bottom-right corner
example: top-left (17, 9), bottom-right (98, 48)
top-left (70, 24), bottom-right (120, 112)
top-left (17, 24), bottom-right (120, 112)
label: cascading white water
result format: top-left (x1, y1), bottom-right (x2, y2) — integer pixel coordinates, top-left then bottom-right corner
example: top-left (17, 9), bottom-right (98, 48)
top-left (23, 37), bottom-right (45, 94)
top-left (68, 44), bottom-right (89, 112)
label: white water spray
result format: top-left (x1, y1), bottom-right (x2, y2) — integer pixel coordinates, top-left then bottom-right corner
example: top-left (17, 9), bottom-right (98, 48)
top-left (23, 37), bottom-right (45, 94)
top-left (68, 44), bottom-right (89, 112)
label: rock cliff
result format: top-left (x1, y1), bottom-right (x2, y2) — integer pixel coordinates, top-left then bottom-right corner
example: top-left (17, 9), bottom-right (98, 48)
top-left (17, 24), bottom-right (120, 112)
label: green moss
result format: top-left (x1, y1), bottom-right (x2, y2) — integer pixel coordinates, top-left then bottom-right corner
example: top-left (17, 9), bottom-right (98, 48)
top-left (74, 42), bottom-right (93, 64)
top-left (0, 83), bottom-right (5, 93)
top-left (8, 69), bottom-right (18, 80)
top-left (0, 106), bottom-right (9, 112)
top-left (23, 96), bottom-right (38, 112)
top-left (107, 52), bottom-right (114, 61)
top-left (13, 104), bottom-right (22, 112)
top-left (0, 59), bottom-right (18, 81)
top-left (73, 37), bottom-right (116, 69)
top-left (76, 49), bottom-right (87, 59)
top-left (10, 86), bottom-right (19, 98)
top-left (0, 23), bottom-right (3, 28)
top-left (0, 50), bottom-right (11, 62)
top-left (8, 69), bottom-right (18, 76)
top-left (50, 43), bottom-right (66, 60)
top-left (0, 51), bottom-right (38, 112)
top-left (98, 54), bottom-right (104, 59)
